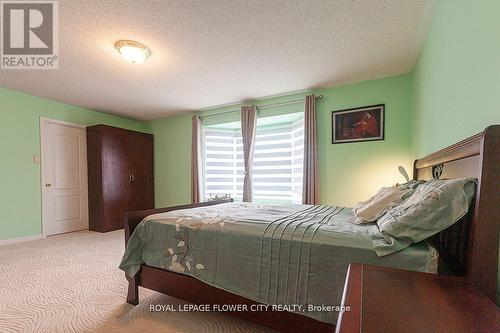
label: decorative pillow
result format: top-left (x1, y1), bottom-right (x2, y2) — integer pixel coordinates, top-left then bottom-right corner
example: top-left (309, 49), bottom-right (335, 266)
top-left (371, 178), bottom-right (476, 257)
top-left (352, 181), bottom-right (420, 224)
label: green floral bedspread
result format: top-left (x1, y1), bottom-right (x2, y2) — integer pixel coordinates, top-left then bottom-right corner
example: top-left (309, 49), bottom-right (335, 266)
top-left (119, 202), bottom-right (437, 324)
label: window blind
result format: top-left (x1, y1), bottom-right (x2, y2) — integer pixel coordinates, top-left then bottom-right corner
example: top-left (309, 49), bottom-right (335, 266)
top-left (202, 127), bottom-right (243, 201)
top-left (202, 113), bottom-right (304, 204)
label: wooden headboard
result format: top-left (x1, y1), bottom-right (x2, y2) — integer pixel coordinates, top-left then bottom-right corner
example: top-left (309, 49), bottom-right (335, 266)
top-left (413, 125), bottom-right (499, 304)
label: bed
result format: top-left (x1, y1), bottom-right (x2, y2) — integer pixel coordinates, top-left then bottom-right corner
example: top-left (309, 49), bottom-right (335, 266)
top-left (120, 203), bottom-right (438, 325)
top-left (121, 125), bottom-right (499, 332)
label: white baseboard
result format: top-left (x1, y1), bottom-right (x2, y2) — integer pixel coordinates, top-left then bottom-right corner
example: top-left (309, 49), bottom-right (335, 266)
top-left (0, 234), bottom-right (44, 246)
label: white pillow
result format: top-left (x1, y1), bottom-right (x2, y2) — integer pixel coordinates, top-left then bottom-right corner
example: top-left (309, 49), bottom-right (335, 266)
top-left (352, 186), bottom-right (413, 224)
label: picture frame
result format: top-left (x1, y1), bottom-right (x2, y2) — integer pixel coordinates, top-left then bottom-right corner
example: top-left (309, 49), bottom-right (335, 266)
top-left (331, 104), bottom-right (385, 144)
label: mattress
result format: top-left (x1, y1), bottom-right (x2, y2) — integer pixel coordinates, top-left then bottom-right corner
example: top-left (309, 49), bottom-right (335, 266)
top-left (119, 202), bottom-right (438, 324)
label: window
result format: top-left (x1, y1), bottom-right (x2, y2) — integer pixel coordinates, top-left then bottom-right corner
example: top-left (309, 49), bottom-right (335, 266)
top-left (202, 123), bottom-right (243, 201)
top-left (253, 114), bottom-right (304, 203)
top-left (202, 112), bottom-right (304, 204)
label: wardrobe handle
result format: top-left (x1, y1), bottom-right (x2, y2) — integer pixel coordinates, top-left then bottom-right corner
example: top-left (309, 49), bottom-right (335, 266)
top-left (131, 174), bottom-right (135, 182)
top-left (128, 174), bottom-right (132, 182)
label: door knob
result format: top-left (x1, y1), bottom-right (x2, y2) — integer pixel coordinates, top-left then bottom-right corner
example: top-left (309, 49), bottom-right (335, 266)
top-left (45, 183), bottom-right (51, 187)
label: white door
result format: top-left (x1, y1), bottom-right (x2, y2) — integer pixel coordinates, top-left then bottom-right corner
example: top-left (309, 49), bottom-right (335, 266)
top-left (41, 118), bottom-right (88, 236)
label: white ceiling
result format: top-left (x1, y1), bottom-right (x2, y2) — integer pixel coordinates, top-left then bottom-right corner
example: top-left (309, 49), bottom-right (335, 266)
top-left (0, 0), bottom-right (434, 120)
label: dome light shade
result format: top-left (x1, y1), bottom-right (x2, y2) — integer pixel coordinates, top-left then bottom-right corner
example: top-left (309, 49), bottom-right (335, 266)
top-left (115, 40), bottom-right (151, 64)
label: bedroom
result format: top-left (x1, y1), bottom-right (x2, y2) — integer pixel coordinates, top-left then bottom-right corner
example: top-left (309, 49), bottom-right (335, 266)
top-left (0, 0), bottom-right (499, 332)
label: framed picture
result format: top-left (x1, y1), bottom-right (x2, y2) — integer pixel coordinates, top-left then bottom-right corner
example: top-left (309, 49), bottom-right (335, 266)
top-left (331, 104), bottom-right (385, 144)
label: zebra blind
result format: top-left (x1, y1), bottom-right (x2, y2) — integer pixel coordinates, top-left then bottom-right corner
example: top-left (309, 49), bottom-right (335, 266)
top-left (202, 126), bottom-right (243, 201)
top-left (202, 113), bottom-right (304, 204)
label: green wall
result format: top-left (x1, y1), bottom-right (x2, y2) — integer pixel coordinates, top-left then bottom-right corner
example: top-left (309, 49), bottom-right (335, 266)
top-left (149, 74), bottom-right (413, 208)
top-left (412, 0), bottom-right (500, 302)
top-left (317, 75), bottom-right (412, 206)
top-left (0, 75), bottom-right (413, 241)
top-left (412, 0), bottom-right (500, 157)
top-left (0, 88), bottom-right (147, 241)
top-left (148, 113), bottom-right (194, 206)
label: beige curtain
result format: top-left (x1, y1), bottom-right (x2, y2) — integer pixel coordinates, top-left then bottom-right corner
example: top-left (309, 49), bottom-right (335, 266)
top-left (241, 105), bottom-right (257, 202)
top-left (191, 115), bottom-right (202, 203)
top-left (302, 95), bottom-right (319, 204)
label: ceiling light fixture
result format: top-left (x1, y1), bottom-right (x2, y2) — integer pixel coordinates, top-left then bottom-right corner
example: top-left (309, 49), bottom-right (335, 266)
top-left (115, 40), bottom-right (151, 64)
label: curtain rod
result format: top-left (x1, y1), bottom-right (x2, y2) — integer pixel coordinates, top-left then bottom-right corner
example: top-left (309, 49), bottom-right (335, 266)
top-left (199, 95), bottom-right (323, 119)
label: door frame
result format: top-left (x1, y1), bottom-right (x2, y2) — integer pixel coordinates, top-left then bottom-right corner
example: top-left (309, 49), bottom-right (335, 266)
top-left (40, 117), bottom-right (88, 237)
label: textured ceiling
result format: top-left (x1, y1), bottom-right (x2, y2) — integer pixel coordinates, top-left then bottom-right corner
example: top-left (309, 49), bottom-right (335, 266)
top-left (0, 0), bottom-right (434, 120)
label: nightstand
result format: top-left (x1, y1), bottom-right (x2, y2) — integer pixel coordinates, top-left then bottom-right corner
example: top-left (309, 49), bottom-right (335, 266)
top-left (336, 263), bottom-right (499, 333)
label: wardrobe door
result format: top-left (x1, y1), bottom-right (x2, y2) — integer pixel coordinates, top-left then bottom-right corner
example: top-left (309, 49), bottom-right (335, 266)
top-left (87, 126), bottom-right (103, 232)
top-left (101, 127), bottom-right (131, 230)
top-left (128, 131), bottom-right (154, 211)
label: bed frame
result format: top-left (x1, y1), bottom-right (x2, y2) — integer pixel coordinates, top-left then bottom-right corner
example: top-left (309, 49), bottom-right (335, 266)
top-left (124, 125), bottom-right (499, 332)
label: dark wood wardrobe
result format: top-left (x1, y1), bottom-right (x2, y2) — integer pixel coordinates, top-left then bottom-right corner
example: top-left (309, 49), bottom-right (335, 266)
top-left (87, 125), bottom-right (154, 232)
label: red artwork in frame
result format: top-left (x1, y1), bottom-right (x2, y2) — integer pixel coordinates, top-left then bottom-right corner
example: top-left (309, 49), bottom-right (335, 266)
top-left (331, 104), bottom-right (385, 144)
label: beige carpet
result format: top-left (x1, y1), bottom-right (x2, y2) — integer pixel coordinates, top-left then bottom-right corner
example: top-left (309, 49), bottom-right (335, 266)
top-left (0, 230), bottom-right (273, 333)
